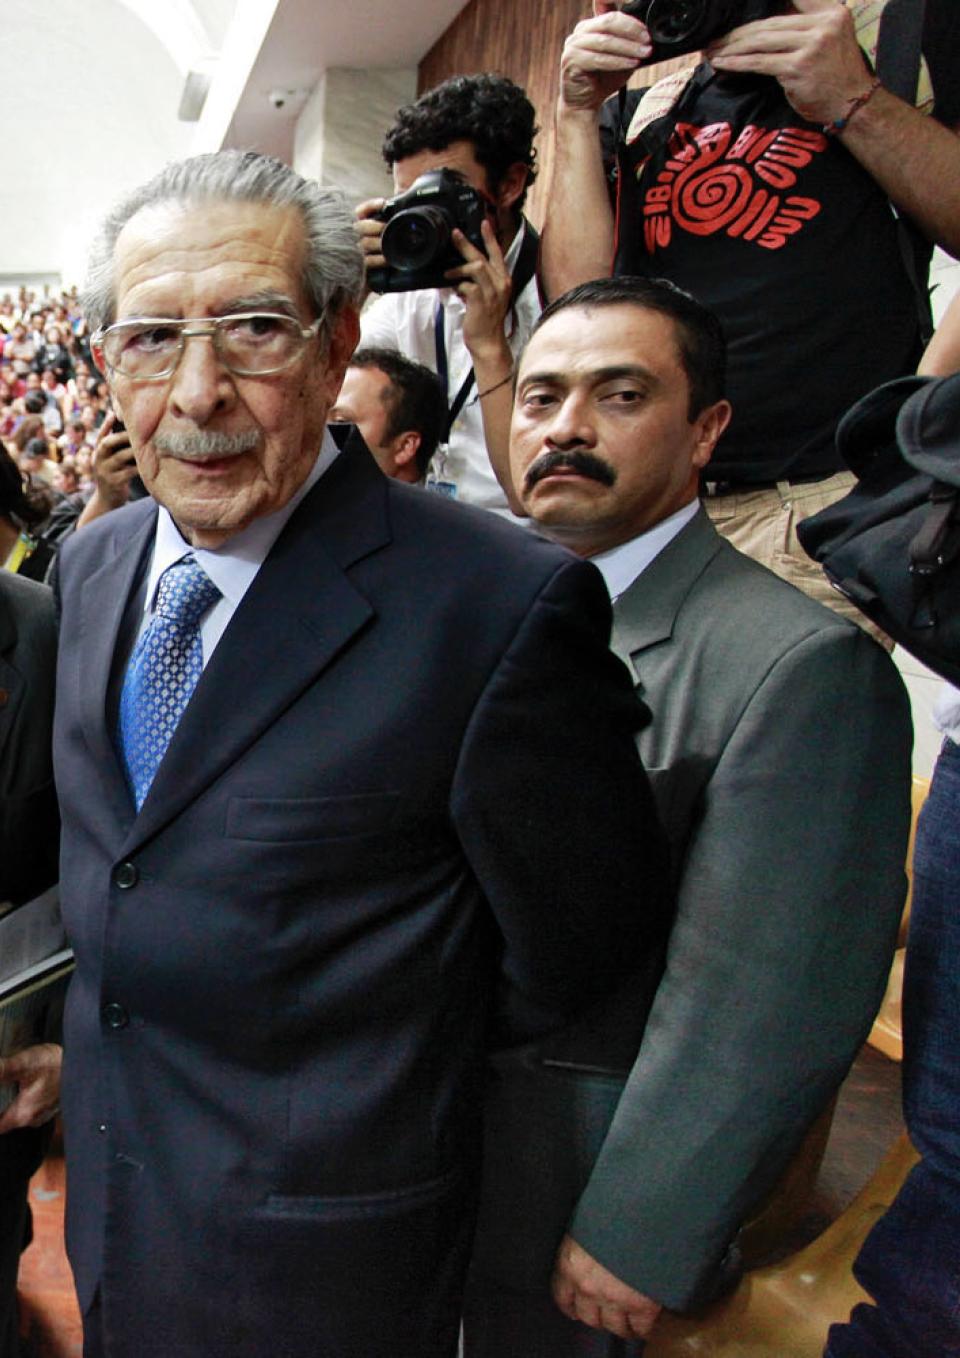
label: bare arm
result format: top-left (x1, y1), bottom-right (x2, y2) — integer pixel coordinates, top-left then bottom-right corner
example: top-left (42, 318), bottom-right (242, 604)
top-left (447, 222), bottom-right (525, 512)
top-left (919, 292), bottom-right (960, 376)
top-left (541, 3), bottom-right (652, 301)
top-left (708, 0), bottom-right (960, 257)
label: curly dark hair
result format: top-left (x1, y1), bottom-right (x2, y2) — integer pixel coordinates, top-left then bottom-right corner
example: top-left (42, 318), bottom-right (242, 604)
top-left (382, 74), bottom-right (538, 211)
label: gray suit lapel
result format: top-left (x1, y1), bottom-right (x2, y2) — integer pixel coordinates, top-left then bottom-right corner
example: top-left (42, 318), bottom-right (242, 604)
top-left (122, 441), bottom-right (388, 852)
top-left (612, 508), bottom-right (723, 692)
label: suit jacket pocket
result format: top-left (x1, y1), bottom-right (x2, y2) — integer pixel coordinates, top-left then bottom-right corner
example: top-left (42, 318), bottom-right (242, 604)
top-left (260, 1166), bottom-right (460, 1222)
top-left (225, 792), bottom-right (400, 842)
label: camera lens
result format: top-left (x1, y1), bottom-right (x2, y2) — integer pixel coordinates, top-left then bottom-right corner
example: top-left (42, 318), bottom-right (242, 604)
top-left (382, 208), bottom-right (451, 272)
top-left (644, 0), bottom-right (709, 44)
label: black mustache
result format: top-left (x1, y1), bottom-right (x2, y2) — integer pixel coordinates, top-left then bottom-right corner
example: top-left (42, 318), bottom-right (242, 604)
top-left (524, 449), bottom-right (617, 491)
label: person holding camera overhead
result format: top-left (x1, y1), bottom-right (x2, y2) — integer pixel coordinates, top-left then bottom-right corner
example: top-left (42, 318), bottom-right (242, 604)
top-left (534, 0), bottom-right (960, 623)
top-left (355, 74), bottom-right (541, 519)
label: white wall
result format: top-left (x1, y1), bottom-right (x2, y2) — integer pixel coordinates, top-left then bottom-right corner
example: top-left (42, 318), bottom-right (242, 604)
top-left (293, 68), bottom-right (417, 211)
top-left (0, 1), bottom-right (195, 289)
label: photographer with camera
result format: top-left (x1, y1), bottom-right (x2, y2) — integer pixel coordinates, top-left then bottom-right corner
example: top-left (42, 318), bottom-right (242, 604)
top-left (356, 74), bottom-right (541, 518)
top-left (530, 0), bottom-right (960, 623)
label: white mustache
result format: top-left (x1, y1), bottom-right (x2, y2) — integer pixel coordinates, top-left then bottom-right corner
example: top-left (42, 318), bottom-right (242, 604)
top-left (154, 429), bottom-right (259, 460)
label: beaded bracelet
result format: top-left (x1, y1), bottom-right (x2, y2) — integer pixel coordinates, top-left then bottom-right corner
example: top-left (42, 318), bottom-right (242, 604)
top-left (823, 77), bottom-right (882, 137)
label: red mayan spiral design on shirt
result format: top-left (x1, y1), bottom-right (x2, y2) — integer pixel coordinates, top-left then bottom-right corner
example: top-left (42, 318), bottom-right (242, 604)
top-left (641, 121), bottom-right (829, 252)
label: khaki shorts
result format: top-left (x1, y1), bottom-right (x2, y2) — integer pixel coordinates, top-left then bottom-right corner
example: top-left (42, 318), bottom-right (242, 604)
top-left (704, 473), bottom-right (894, 650)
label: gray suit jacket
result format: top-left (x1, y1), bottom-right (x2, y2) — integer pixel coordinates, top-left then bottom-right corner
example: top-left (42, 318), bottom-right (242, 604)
top-left (470, 508), bottom-right (912, 1311)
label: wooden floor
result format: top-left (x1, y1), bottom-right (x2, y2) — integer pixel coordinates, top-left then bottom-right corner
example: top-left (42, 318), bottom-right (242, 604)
top-left (11, 1046), bottom-right (903, 1357)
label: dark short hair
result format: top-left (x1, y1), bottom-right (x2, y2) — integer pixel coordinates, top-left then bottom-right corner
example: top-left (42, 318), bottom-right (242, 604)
top-left (24, 391), bottom-right (47, 415)
top-left (24, 437), bottom-right (49, 459)
top-left (534, 277), bottom-right (727, 418)
top-left (382, 74), bottom-right (538, 211)
top-left (348, 347), bottom-right (447, 478)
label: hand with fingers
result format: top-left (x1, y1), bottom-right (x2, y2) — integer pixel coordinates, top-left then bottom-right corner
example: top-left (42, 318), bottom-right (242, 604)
top-left (354, 198), bottom-right (389, 298)
top-left (560, 1), bottom-right (653, 115)
top-left (92, 411), bottom-right (137, 511)
top-left (76, 411), bottom-right (139, 530)
top-left (707, 0), bottom-right (873, 126)
top-left (0, 1043), bottom-right (62, 1133)
top-left (552, 1234), bottom-right (663, 1340)
top-left (446, 221), bottom-right (514, 367)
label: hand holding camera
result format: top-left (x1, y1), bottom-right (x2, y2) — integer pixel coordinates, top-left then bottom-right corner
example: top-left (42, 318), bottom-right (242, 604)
top-left (445, 219), bottom-right (514, 366)
top-left (559, 4), bottom-right (653, 116)
top-left (706, 0), bottom-right (874, 128)
top-left (621, 0), bottom-right (772, 60)
top-left (360, 169), bottom-right (491, 294)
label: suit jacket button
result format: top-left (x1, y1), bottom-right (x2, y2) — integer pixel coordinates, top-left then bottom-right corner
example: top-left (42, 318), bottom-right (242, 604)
top-left (113, 862), bottom-right (139, 890)
top-left (102, 1003), bottom-right (129, 1030)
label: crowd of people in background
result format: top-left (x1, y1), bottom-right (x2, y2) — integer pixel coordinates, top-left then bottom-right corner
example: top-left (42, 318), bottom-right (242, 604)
top-left (0, 287), bottom-right (115, 578)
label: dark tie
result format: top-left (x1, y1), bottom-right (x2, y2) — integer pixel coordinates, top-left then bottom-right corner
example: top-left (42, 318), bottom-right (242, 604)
top-left (118, 555), bottom-right (221, 810)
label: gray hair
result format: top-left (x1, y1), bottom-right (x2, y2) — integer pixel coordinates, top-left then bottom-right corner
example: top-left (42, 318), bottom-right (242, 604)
top-left (82, 150), bottom-right (364, 335)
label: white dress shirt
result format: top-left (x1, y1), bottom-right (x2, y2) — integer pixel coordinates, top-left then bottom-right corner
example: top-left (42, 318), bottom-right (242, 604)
top-left (359, 222), bottom-right (540, 521)
top-left (137, 431), bottom-right (339, 666)
top-left (934, 682), bottom-right (960, 746)
top-left (590, 500), bottom-right (700, 601)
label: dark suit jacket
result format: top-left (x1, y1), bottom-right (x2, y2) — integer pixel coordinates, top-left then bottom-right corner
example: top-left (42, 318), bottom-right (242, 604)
top-left (469, 509), bottom-right (912, 1313)
top-left (0, 571), bottom-right (59, 1188)
top-left (53, 437), bottom-right (669, 1358)
top-left (0, 572), bottom-right (58, 907)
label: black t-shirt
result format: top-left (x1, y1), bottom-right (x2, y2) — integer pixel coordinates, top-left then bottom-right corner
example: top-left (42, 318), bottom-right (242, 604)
top-left (602, 2), bottom-right (959, 482)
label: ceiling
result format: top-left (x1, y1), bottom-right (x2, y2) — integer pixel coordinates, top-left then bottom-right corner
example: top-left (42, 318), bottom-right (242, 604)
top-left (222, 0), bottom-right (469, 159)
top-left (0, 0), bottom-right (467, 284)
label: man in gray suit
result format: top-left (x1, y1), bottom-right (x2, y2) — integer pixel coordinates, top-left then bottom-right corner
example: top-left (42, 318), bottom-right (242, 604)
top-left (463, 276), bottom-right (913, 1354)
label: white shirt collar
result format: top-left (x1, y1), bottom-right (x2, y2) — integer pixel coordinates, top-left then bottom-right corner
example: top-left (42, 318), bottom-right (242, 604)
top-left (591, 499), bottom-right (699, 601)
top-left (143, 429), bottom-right (340, 617)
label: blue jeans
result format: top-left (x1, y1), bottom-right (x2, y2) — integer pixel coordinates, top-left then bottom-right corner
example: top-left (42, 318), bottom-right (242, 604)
top-left (825, 737), bottom-right (960, 1357)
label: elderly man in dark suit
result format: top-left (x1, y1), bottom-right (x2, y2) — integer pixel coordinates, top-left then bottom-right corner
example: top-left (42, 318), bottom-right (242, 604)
top-left (463, 276), bottom-right (913, 1355)
top-left (0, 570), bottom-right (62, 1357)
top-left (53, 153), bottom-right (668, 1358)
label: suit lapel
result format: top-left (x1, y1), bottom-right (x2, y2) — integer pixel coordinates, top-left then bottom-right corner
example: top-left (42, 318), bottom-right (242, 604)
top-left (611, 508), bottom-right (722, 691)
top-left (123, 438), bottom-right (389, 852)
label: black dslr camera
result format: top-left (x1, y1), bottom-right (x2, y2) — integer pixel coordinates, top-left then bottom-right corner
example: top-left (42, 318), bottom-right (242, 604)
top-left (621, 0), bottom-right (773, 61)
top-left (366, 169), bottom-right (489, 294)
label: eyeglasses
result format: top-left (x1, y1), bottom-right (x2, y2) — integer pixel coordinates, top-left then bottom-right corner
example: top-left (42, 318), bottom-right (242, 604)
top-left (94, 311), bottom-right (324, 381)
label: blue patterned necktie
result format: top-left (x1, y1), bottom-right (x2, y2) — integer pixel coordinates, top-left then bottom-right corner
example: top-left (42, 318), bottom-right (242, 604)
top-left (119, 555), bottom-right (221, 810)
